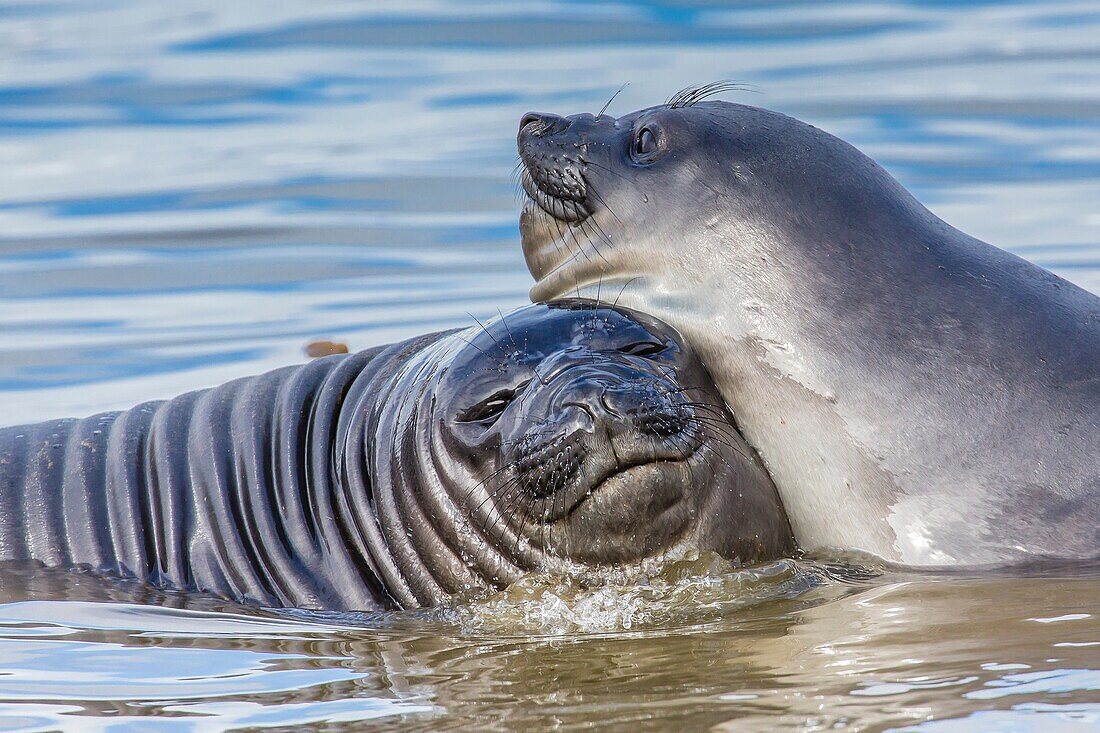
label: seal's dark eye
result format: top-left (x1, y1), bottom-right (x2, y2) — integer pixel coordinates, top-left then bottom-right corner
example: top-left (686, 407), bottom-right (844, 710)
top-left (630, 121), bottom-right (665, 164)
top-left (458, 380), bottom-right (532, 425)
top-left (630, 125), bottom-right (663, 163)
top-left (618, 341), bottom-right (667, 358)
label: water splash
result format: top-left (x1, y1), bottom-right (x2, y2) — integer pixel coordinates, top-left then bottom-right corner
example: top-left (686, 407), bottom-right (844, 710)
top-left (451, 552), bottom-right (861, 635)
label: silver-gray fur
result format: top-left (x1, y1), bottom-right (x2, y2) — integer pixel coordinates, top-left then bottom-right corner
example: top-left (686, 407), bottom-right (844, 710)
top-left (518, 96), bottom-right (1099, 566)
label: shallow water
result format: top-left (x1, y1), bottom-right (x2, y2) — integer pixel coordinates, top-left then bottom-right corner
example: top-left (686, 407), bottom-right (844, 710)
top-left (1, 559), bottom-right (1098, 731)
top-left (0, 0), bottom-right (1097, 730)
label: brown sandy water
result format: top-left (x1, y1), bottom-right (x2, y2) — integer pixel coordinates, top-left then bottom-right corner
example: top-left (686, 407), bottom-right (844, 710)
top-left (0, 559), bottom-right (1097, 731)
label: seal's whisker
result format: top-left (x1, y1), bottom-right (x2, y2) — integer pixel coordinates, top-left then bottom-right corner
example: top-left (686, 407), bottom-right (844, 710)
top-left (679, 400), bottom-right (738, 420)
top-left (591, 275), bottom-right (605, 342)
top-left (486, 476), bottom-right (528, 550)
top-left (538, 238), bottom-right (591, 282)
top-left (452, 334), bottom-right (499, 368)
top-left (465, 311), bottom-right (512, 362)
top-left (665, 426), bottom-right (708, 467)
top-left (512, 475), bottom-right (545, 557)
top-left (548, 461), bottom-right (559, 559)
top-left (691, 440), bottom-right (751, 524)
top-left (576, 217), bottom-right (602, 260)
top-left (666, 80), bottom-right (757, 109)
top-left (462, 462), bottom-right (521, 521)
top-left (568, 219), bottom-right (601, 264)
top-left (540, 207), bottom-right (572, 262)
top-left (597, 82), bottom-right (629, 119)
top-left (549, 211), bottom-right (588, 264)
top-left (682, 416), bottom-right (754, 462)
top-left (497, 308), bottom-right (532, 379)
top-left (610, 277), bottom-right (640, 311)
top-left (667, 417), bottom-right (739, 477)
top-left (580, 215), bottom-right (616, 260)
top-left (576, 219), bottom-right (610, 264)
top-left (656, 387), bottom-right (733, 408)
top-left (580, 158), bottom-right (634, 185)
top-left (478, 471), bottom-right (526, 535)
top-left (584, 180), bottom-right (625, 229)
top-left (637, 363), bottom-right (682, 393)
top-left (571, 272), bottom-right (586, 316)
top-left (684, 412), bottom-right (759, 457)
top-left (578, 218), bottom-right (612, 264)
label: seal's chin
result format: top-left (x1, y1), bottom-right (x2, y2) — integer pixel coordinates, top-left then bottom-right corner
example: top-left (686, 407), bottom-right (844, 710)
top-left (519, 198), bottom-right (592, 284)
top-left (547, 458), bottom-right (697, 565)
top-left (519, 192), bottom-right (615, 295)
top-left (519, 198), bottom-right (553, 245)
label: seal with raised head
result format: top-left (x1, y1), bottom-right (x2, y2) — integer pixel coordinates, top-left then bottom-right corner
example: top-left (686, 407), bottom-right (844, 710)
top-left (0, 300), bottom-right (793, 610)
top-left (517, 87), bottom-right (1100, 566)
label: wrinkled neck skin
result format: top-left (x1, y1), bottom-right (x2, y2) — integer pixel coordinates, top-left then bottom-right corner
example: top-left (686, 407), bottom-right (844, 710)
top-left (306, 331), bottom-right (555, 610)
top-left (528, 158), bottom-right (1100, 566)
top-left (0, 332), bottom-right (490, 611)
top-left (341, 335), bottom-right (517, 609)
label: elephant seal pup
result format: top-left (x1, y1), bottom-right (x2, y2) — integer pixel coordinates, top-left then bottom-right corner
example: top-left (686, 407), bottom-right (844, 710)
top-left (0, 300), bottom-right (793, 610)
top-left (517, 89), bottom-right (1100, 566)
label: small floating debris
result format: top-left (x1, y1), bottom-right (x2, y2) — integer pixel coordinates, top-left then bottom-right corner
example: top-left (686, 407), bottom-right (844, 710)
top-left (304, 339), bottom-right (350, 358)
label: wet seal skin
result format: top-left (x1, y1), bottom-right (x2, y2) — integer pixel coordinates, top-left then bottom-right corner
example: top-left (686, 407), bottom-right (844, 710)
top-left (517, 84), bottom-right (1100, 566)
top-left (0, 300), bottom-right (793, 611)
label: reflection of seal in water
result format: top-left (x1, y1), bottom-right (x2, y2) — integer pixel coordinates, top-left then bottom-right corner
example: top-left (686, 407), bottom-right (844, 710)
top-left (0, 301), bottom-right (793, 610)
top-left (517, 87), bottom-right (1100, 566)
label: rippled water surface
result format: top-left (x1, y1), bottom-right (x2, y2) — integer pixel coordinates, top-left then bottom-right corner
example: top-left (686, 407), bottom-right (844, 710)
top-left (0, 1), bottom-right (1098, 730)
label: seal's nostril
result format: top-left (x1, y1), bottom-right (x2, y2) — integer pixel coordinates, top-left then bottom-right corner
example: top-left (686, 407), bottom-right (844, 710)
top-left (563, 400), bottom-right (598, 422)
top-left (598, 390), bottom-right (620, 418)
top-left (519, 112), bottom-right (570, 138)
top-left (520, 112), bottom-right (542, 132)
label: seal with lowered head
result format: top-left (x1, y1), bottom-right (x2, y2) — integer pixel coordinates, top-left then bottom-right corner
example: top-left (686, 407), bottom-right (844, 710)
top-left (0, 300), bottom-right (793, 610)
top-left (518, 85), bottom-right (1100, 567)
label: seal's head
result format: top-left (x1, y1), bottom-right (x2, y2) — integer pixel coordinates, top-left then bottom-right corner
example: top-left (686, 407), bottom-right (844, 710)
top-left (359, 300), bottom-right (793, 607)
top-left (517, 85), bottom-right (923, 310)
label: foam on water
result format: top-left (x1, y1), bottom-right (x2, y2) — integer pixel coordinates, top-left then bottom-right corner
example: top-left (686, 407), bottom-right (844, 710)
top-left (450, 552), bottom-right (865, 635)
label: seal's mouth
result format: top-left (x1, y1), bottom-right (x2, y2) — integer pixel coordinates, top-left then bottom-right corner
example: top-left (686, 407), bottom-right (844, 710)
top-left (543, 455), bottom-right (700, 566)
top-left (558, 458), bottom-right (690, 522)
top-left (521, 168), bottom-right (591, 224)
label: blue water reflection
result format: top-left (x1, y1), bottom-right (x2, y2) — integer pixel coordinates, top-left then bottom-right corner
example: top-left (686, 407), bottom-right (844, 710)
top-left (1, 6), bottom-right (1095, 426)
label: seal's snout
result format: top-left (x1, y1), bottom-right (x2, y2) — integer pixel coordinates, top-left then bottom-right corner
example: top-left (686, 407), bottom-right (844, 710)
top-left (518, 111), bottom-right (592, 224)
top-left (513, 430), bottom-right (583, 500)
top-left (506, 366), bottom-right (696, 511)
top-left (548, 369), bottom-right (692, 447)
top-left (598, 383), bottom-right (690, 440)
top-left (519, 111), bottom-right (568, 137)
